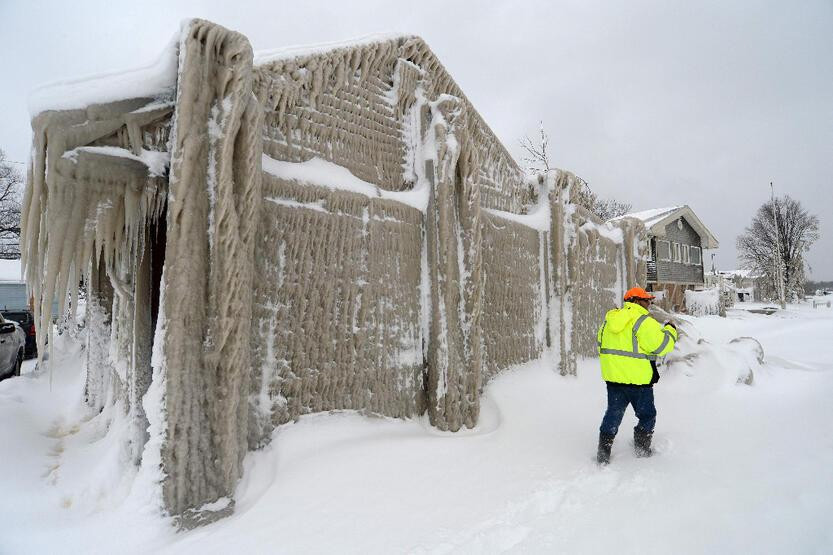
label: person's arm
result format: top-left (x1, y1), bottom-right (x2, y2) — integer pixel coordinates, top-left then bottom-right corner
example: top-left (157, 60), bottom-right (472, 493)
top-left (597, 321), bottom-right (606, 354)
top-left (636, 317), bottom-right (678, 356)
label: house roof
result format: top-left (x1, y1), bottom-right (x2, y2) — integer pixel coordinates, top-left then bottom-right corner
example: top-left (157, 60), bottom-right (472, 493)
top-left (719, 269), bottom-right (763, 279)
top-left (609, 205), bottom-right (719, 249)
top-left (28, 34), bottom-right (178, 117)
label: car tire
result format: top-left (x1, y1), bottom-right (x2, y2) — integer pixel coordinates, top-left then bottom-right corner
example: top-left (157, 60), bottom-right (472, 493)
top-left (14, 351), bottom-right (22, 377)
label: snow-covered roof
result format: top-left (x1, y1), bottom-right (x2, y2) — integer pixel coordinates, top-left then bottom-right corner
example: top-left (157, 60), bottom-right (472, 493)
top-left (254, 33), bottom-right (412, 66)
top-left (28, 33), bottom-right (178, 116)
top-left (610, 206), bottom-right (681, 227)
top-left (610, 205), bottom-right (719, 249)
top-left (719, 269), bottom-right (762, 279)
top-left (29, 29), bottom-right (413, 116)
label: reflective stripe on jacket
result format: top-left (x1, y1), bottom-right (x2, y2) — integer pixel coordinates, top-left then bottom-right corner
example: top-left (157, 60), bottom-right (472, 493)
top-left (597, 302), bottom-right (678, 385)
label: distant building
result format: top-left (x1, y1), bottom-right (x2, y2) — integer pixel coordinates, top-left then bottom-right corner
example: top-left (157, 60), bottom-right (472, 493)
top-left (711, 269), bottom-right (763, 303)
top-left (611, 205), bottom-right (719, 312)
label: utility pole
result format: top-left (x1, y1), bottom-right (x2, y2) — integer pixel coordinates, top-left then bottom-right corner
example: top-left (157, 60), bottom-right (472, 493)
top-left (771, 182), bottom-right (786, 309)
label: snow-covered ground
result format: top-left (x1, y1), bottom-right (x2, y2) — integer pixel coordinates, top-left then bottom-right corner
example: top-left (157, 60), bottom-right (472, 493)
top-left (1, 303), bottom-right (832, 554)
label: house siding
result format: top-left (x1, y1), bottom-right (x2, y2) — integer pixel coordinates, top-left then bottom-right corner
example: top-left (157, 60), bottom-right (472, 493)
top-left (655, 217), bottom-right (704, 284)
top-left (0, 282), bottom-right (28, 311)
top-left (0, 282), bottom-right (59, 316)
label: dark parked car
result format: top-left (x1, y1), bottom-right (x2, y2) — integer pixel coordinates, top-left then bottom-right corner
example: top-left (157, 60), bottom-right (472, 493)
top-left (0, 314), bottom-right (25, 381)
top-left (1, 310), bottom-right (37, 359)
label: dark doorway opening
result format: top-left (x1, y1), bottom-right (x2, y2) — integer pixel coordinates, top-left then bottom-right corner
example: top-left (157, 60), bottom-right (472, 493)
top-left (150, 206), bottom-right (167, 336)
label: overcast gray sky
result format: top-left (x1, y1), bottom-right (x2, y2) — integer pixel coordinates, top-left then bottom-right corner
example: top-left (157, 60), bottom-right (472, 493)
top-left (2, 0), bottom-right (831, 278)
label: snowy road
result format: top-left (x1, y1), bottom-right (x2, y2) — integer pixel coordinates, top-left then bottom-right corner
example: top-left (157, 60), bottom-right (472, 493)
top-left (1, 304), bottom-right (832, 554)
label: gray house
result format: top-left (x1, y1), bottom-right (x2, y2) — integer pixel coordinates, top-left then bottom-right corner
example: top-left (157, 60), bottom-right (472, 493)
top-left (611, 206), bottom-right (719, 312)
top-left (0, 259), bottom-right (28, 311)
top-left (0, 259), bottom-right (59, 316)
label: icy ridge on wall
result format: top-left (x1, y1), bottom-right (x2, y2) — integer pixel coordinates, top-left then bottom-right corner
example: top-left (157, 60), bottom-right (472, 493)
top-left (157, 19), bottom-right (262, 522)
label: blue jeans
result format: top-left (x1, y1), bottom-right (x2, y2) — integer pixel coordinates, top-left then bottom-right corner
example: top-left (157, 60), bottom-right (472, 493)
top-left (599, 383), bottom-right (656, 437)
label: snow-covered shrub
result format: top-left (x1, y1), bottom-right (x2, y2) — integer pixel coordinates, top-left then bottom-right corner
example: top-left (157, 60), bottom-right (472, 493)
top-left (726, 337), bottom-right (764, 385)
top-left (685, 288), bottom-right (720, 316)
top-left (662, 314), bottom-right (763, 388)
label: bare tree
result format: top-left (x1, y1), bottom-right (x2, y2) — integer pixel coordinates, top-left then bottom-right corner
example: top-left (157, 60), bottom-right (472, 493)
top-left (0, 149), bottom-right (23, 259)
top-left (570, 176), bottom-right (631, 220)
top-left (737, 195), bottom-right (819, 302)
top-left (519, 122), bottom-right (552, 174)
top-left (589, 196), bottom-right (632, 221)
top-left (519, 124), bottom-right (631, 220)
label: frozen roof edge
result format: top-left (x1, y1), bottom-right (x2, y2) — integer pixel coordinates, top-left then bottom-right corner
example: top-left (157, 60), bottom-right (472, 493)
top-left (27, 26), bottom-right (183, 117)
top-left (27, 27), bottom-right (412, 118)
top-left (27, 20), bottom-right (522, 179)
top-left (254, 32), bottom-right (415, 66)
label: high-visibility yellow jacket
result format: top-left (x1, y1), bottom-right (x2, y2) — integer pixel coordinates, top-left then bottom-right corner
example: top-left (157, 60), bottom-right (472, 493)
top-left (597, 302), bottom-right (678, 385)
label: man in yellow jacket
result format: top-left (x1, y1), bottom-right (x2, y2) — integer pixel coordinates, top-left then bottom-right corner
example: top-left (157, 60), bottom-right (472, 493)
top-left (596, 287), bottom-right (678, 464)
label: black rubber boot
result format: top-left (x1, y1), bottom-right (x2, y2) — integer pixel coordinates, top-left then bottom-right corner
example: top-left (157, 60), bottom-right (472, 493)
top-left (634, 428), bottom-right (653, 458)
top-left (597, 433), bottom-right (615, 465)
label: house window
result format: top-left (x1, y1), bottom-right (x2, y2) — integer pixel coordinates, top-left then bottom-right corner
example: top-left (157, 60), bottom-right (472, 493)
top-left (691, 246), bottom-right (702, 265)
top-left (682, 245), bottom-right (690, 264)
top-left (672, 242), bottom-right (681, 262)
top-left (657, 240), bottom-right (671, 261)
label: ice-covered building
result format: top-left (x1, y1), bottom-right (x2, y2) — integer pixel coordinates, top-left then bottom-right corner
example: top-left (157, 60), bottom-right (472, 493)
top-left (22, 20), bottom-right (645, 524)
top-left (611, 205), bottom-right (718, 312)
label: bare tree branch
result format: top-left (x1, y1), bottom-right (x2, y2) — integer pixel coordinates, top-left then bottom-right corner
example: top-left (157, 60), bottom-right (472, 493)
top-left (519, 125), bottom-right (631, 221)
top-left (519, 121), bottom-right (551, 174)
top-left (0, 148), bottom-right (23, 259)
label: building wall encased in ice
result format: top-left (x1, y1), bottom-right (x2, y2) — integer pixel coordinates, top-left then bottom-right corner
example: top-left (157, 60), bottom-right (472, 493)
top-left (480, 212), bottom-right (545, 383)
top-left (566, 205), bottom-right (645, 359)
top-left (250, 173), bottom-right (426, 443)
